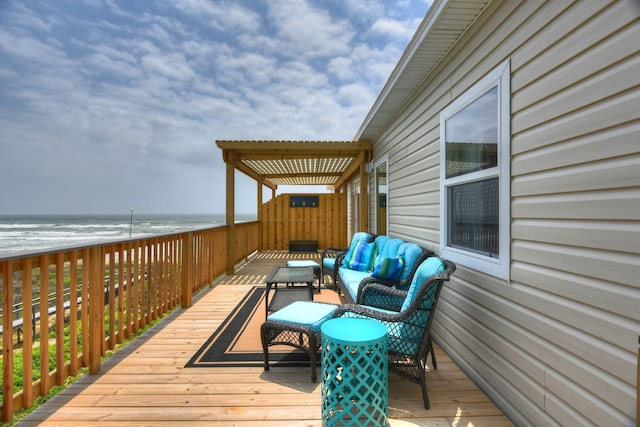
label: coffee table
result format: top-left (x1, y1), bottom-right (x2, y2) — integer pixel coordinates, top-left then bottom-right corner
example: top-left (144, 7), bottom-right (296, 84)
top-left (264, 266), bottom-right (315, 318)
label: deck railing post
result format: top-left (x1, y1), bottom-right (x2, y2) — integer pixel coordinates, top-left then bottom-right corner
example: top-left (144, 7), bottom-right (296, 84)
top-left (2, 260), bottom-right (14, 422)
top-left (88, 246), bottom-right (103, 375)
top-left (181, 232), bottom-right (193, 308)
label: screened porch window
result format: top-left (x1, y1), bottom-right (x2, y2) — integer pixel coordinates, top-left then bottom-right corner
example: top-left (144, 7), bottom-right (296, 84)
top-left (440, 60), bottom-right (510, 280)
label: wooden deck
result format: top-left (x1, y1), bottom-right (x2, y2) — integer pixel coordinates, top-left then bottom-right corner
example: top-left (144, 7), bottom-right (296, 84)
top-left (18, 252), bottom-right (513, 426)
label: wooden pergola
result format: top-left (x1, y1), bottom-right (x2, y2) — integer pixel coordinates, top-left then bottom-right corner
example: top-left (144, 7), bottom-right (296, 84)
top-left (216, 140), bottom-right (372, 273)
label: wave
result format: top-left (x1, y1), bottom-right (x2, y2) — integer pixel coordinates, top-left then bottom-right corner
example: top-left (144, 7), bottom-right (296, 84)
top-left (0, 213), bottom-right (247, 257)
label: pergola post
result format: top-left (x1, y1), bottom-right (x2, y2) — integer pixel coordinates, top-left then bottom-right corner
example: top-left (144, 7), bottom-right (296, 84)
top-left (257, 181), bottom-right (263, 252)
top-left (226, 160), bottom-right (235, 275)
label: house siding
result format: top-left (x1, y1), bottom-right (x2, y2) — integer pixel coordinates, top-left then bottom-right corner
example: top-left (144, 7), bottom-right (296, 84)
top-left (368, 1), bottom-right (640, 425)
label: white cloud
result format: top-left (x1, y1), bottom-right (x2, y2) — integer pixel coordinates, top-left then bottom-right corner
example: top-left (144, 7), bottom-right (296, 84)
top-left (371, 18), bottom-right (419, 39)
top-left (264, 0), bottom-right (354, 59)
top-left (0, 0), bottom-right (431, 214)
top-left (172, 0), bottom-right (262, 34)
top-left (141, 52), bottom-right (195, 82)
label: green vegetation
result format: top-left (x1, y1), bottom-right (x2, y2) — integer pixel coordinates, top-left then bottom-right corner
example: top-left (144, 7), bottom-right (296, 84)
top-left (0, 309), bottom-right (170, 427)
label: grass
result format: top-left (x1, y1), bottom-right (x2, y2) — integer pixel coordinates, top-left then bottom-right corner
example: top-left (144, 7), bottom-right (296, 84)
top-left (1, 310), bottom-right (170, 427)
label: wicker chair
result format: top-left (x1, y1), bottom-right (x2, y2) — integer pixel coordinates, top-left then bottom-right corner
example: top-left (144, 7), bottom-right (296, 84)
top-left (352, 245), bottom-right (434, 304)
top-left (332, 257), bottom-right (456, 409)
top-left (320, 231), bottom-right (374, 287)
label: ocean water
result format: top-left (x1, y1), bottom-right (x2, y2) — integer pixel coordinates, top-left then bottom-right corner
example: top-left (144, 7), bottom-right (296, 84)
top-left (0, 214), bottom-right (255, 258)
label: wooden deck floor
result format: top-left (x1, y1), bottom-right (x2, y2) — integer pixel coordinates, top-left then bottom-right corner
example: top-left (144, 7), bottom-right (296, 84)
top-left (18, 252), bottom-right (514, 426)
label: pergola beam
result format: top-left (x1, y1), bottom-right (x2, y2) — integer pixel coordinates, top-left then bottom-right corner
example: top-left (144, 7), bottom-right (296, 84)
top-left (332, 150), bottom-right (370, 191)
top-left (216, 139), bottom-right (373, 263)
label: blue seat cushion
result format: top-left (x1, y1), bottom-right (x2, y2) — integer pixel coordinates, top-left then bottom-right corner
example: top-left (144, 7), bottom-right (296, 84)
top-left (338, 268), bottom-right (371, 300)
top-left (286, 260), bottom-right (320, 270)
top-left (401, 257), bottom-right (445, 311)
top-left (267, 301), bottom-right (338, 332)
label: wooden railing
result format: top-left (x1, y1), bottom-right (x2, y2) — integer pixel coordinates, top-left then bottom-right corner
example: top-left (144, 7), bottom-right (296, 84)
top-left (0, 221), bottom-right (259, 422)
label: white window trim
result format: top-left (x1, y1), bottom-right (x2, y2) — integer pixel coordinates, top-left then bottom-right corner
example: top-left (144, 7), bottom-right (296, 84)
top-left (374, 154), bottom-right (389, 235)
top-left (439, 60), bottom-right (511, 280)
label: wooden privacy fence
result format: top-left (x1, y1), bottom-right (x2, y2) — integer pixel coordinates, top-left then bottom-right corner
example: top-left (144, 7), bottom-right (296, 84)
top-left (261, 194), bottom-right (347, 251)
top-left (0, 221), bottom-right (259, 422)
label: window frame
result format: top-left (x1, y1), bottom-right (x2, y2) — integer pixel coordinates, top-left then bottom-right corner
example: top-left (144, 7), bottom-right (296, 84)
top-left (374, 154), bottom-right (389, 235)
top-left (439, 60), bottom-right (511, 280)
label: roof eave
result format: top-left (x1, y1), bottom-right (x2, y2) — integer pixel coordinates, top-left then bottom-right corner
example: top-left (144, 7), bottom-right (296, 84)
top-left (354, 0), bottom-right (493, 142)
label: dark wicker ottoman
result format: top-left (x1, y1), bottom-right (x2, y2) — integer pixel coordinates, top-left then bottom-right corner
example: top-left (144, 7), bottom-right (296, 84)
top-left (261, 301), bottom-right (337, 382)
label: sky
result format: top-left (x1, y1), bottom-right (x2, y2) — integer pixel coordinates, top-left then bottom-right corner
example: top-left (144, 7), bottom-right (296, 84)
top-left (0, 0), bottom-right (432, 215)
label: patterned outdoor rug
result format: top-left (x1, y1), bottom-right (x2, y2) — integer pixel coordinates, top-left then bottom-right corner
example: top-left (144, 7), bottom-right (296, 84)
top-left (185, 286), bottom-right (341, 368)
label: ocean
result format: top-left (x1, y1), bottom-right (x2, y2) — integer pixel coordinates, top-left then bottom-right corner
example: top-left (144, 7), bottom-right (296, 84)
top-left (0, 213), bottom-right (256, 258)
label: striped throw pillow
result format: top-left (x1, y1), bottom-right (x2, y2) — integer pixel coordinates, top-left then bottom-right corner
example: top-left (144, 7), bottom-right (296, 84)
top-left (371, 256), bottom-right (404, 280)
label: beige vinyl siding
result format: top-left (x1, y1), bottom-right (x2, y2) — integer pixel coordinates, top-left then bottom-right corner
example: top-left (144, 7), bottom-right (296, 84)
top-left (369, 0), bottom-right (639, 425)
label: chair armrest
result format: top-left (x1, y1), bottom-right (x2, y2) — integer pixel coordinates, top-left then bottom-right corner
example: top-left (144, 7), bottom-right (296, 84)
top-left (357, 282), bottom-right (408, 311)
top-left (333, 302), bottom-right (403, 322)
top-left (331, 251), bottom-right (349, 290)
top-left (321, 247), bottom-right (346, 260)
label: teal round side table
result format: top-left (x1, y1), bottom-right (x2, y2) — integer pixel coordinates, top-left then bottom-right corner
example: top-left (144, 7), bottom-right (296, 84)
top-left (320, 317), bottom-right (388, 426)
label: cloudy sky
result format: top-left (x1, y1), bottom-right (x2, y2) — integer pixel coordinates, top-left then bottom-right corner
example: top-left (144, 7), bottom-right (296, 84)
top-left (0, 0), bottom-right (431, 215)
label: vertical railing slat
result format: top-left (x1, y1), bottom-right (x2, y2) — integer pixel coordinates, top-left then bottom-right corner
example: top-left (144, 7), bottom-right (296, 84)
top-left (38, 254), bottom-right (49, 397)
top-left (108, 246), bottom-right (116, 350)
top-left (81, 249), bottom-right (89, 368)
top-left (115, 245), bottom-right (122, 344)
top-left (68, 251), bottom-right (78, 376)
top-left (22, 258), bottom-right (33, 408)
top-left (55, 252), bottom-right (65, 386)
top-left (131, 241), bottom-right (139, 335)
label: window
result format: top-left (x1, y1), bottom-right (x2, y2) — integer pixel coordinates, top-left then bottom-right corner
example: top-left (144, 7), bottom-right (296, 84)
top-left (374, 155), bottom-right (388, 235)
top-left (440, 60), bottom-right (510, 280)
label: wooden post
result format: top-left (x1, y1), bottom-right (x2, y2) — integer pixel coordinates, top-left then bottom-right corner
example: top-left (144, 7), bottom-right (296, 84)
top-left (68, 251), bottom-right (78, 375)
top-left (2, 261), bottom-right (13, 422)
top-left (226, 160), bottom-right (235, 275)
top-left (88, 246), bottom-right (103, 375)
top-left (39, 255), bottom-right (50, 395)
top-left (22, 258), bottom-right (33, 408)
top-left (55, 252), bottom-right (65, 385)
top-left (257, 181), bottom-right (263, 252)
top-left (181, 232), bottom-right (193, 308)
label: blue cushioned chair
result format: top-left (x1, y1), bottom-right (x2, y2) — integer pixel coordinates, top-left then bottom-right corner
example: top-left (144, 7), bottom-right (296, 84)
top-left (353, 243), bottom-right (433, 305)
top-left (332, 257), bottom-right (456, 409)
top-left (320, 231), bottom-right (374, 288)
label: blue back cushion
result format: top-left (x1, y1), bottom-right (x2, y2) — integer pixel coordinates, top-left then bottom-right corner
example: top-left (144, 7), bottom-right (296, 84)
top-left (374, 238), bottom-right (402, 266)
top-left (325, 232), bottom-right (371, 269)
top-left (373, 235), bottom-right (390, 259)
top-left (396, 243), bottom-right (423, 281)
top-left (352, 232), bottom-right (373, 245)
top-left (401, 257), bottom-right (445, 311)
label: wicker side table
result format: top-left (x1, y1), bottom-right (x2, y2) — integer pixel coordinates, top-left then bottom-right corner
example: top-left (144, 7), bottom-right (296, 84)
top-left (320, 318), bottom-right (388, 426)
